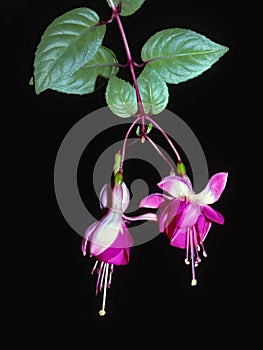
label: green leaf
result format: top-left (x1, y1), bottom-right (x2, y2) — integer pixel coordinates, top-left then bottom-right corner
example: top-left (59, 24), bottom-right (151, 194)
top-left (105, 76), bottom-right (137, 118)
top-left (141, 28), bottom-right (229, 84)
top-left (33, 7), bottom-right (106, 94)
top-left (137, 65), bottom-right (169, 114)
top-left (111, 0), bottom-right (145, 16)
top-left (50, 46), bottom-right (119, 95)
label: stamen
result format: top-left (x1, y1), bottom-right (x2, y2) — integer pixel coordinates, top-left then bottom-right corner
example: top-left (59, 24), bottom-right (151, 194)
top-left (193, 227), bottom-right (201, 265)
top-left (99, 263), bottom-right (107, 292)
top-left (190, 229), bottom-right (197, 286)
top-left (185, 228), bottom-right (190, 265)
top-left (91, 260), bottom-right (98, 275)
top-left (95, 262), bottom-right (104, 295)
top-left (200, 242), bottom-right (208, 257)
top-left (99, 263), bottom-right (109, 317)
top-left (108, 264), bottom-right (114, 287)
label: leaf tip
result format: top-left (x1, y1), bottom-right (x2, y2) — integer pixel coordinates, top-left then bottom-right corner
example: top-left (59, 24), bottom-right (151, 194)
top-left (222, 45), bottom-right (229, 54)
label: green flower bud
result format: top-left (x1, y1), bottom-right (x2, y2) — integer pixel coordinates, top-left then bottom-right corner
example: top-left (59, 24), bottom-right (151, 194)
top-left (177, 161), bottom-right (186, 175)
top-left (115, 171), bottom-right (123, 185)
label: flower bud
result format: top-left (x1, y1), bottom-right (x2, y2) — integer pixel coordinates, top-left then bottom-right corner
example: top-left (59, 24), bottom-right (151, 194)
top-left (177, 161), bottom-right (186, 176)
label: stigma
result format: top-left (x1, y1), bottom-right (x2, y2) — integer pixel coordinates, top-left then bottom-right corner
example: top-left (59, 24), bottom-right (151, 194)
top-left (91, 260), bottom-right (114, 316)
top-left (185, 226), bottom-right (207, 286)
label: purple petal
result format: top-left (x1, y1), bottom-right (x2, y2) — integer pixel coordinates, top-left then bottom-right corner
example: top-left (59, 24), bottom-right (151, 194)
top-left (99, 184), bottom-right (110, 209)
top-left (202, 205), bottom-right (224, 224)
top-left (139, 193), bottom-right (171, 208)
top-left (196, 214), bottom-right (212, 242)
top-left (158, 175), bottom-right (192, 198)
top-left (195, 172), bottom-right (228, 204)
top-left (97, 247), bottom-right (130, 265)
top-left (111, 223), bottom-right (133, 249)
top-left (169, 228), bottom-right (188, 248)
top-left (89, 210), bottom-right (122, 256)
top-left (123, 213), bottom-right (158, 222)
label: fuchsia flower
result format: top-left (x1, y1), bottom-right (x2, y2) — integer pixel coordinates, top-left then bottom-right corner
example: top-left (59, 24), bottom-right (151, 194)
top-left (82, 173), bottom-right (157, 316)
top-left (140, 172), bottom-right (228, 286)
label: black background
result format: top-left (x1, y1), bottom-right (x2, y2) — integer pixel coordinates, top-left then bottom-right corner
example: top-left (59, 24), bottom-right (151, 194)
top-left (3, 1), bottom-right (262, 348)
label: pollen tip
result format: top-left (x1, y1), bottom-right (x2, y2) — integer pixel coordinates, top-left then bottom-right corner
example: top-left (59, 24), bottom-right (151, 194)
top-left (99, 310), bottom-right (106, 316)
top-left (203, 251), bottom-right (208, 257)
top-left (184, 258), bottom-right (190, 265)
top-left (191, 278), bottom-right (197, 286)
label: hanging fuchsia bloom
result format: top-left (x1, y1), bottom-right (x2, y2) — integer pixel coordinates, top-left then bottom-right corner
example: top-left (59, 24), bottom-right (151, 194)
top-left (82, 172), bottom-right (157, 316)
top-left (140, 171), bottom-right (228, 286)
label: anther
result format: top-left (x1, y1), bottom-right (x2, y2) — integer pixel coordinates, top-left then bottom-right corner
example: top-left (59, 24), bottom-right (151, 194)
top-left (184, 258), bottom-right (190, 265)
top-left (191, 278), bottom-right (197, 286)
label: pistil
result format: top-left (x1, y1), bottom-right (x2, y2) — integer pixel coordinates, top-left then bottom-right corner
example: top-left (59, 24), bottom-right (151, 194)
top-left (99, 263), bottom-right (109, 316)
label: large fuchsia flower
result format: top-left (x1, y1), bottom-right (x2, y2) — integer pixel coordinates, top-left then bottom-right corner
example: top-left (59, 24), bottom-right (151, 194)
top-left (140, 172), bottom-right (228, 286)
top-left (82, 173), bottom-right (157, 316)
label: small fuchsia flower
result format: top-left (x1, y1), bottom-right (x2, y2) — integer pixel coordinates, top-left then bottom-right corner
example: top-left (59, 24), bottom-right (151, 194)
top-left (140, 167), bottom-right (228, 286)
top-left (82, 172), bottom-right (157, 316)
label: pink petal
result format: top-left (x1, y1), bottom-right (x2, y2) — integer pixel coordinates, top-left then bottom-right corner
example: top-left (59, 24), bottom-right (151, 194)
top-left (202, 205), bottom-right (224, 224)
top-left (159, 199), bottom-right (186, 232)
top-left (123, 213), bottom-right (158, 222)
top-left (89, 210), bottom-right (122, 256)
top-left (99, 184), bottom-right (110, 209)
top-left (174, 201), bottom-right (201, 229)
top-left (196, 214), bottom-right (212, 242)
top-left (195, 172), bottom-right (228, 205)
top-left (158, 175), bottom-right (192, 198)
top-left (139, 193), bottom-right (172, 208)
top-left (81, 221), bottom-right (98, 256)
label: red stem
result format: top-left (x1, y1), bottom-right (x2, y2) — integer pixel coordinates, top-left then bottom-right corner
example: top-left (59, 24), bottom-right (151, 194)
top-left (111, 2), bottom-right (146, 132)
top-left (146, 116), bottom-right (182, 162)
top-left (120, 117), bottom-right (141, 172)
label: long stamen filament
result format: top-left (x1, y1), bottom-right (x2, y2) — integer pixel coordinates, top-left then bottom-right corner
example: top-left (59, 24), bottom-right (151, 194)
top-left (99, 263), bottom-right (109, 316)
top-left (190, 229), bottom-right (197, 286)
top-left (99, 262), bottom-right (107, 292)
top-left (185, 228), bottom-right (190, 265)
top-left (96, 262), bottom-right (104, 295)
